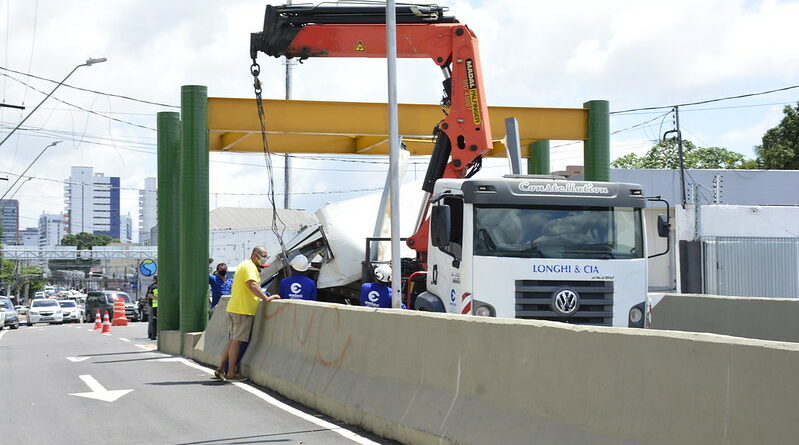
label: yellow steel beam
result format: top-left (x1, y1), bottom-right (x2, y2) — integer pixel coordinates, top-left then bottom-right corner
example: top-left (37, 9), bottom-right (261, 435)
top-left (207, 97), bottom-right (587, 156)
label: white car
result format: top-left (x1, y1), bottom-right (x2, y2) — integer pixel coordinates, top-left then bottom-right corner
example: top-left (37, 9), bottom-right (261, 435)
top-left (34, 291), bottom-right (46, 299)
top-left (27, 299), bottom-right (64, 326)
top-left (58, 300), bottom-right (82, 323)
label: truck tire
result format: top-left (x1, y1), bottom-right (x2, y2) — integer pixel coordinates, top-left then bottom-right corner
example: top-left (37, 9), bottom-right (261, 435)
top-left (413, 291), bottom-right (445, 312)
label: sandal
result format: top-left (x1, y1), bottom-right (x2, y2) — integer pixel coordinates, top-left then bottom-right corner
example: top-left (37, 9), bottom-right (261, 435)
top-left (213, 369), bottom-right (225, 380)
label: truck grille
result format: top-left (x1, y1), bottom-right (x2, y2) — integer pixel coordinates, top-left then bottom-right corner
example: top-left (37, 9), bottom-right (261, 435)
top-left (514, 280), bottom-right (614, 326)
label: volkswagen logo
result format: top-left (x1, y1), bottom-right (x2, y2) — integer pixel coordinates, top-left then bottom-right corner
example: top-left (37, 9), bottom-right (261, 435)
top-left (552, 288), bottom-right (580, 317)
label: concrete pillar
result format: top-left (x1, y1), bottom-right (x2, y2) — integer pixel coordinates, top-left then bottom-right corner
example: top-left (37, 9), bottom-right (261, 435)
top-left (583, 100), bottom-right (610, 182)
top-left (528, 140), bottom-right (551, 175)
top-left (179, 85), bottom-right (209, 333)
top-left (156, 112), bottom-right (181, 332)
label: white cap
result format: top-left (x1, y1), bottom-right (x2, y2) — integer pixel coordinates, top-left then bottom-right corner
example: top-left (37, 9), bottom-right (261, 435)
top-left (289, 254), bottom-right (310, 272)
top-left (374, 264), bottom-right (391, 282)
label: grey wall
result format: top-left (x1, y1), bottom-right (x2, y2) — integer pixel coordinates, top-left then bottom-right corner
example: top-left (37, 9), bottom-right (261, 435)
top-left (651, 293), bottom-right (799, 342)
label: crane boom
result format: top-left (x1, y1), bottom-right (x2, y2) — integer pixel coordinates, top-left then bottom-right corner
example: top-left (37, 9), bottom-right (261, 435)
top-left (250, 3), bottom-right (493, 260)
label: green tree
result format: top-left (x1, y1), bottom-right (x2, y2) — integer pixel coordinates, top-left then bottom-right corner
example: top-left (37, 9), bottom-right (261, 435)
top-left (612, 139), bottom-right (752, 169)
top-left (60, 232), bottom-right (118, 250)
top-left (756, 103), bottom-right (799, 170)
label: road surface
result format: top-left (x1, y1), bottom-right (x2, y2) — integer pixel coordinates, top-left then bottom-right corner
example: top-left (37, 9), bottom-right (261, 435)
top-left (0, 322), bottom-right (387, 445)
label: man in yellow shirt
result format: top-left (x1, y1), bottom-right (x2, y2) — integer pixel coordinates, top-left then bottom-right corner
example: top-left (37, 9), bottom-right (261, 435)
top-left (217, 246), bottom-right (280, 381)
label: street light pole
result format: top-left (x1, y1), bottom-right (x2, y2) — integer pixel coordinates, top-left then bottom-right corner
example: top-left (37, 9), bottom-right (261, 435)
top-left (0, 57), bottom-right (107, 149)
top-left (0, 141), bottom-right (62, 207)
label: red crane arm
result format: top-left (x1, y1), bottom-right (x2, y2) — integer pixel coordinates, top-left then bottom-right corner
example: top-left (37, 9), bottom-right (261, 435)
top-left (251, 4), bottom-right (493, 259)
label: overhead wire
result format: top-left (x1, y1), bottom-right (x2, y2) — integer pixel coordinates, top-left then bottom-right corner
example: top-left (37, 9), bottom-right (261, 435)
top-left (0, 65), bottom-right (179, 108)
top-left (610, 84), bottom-right (799, 114)
top-left (0, 71), bottom-right (156, 130)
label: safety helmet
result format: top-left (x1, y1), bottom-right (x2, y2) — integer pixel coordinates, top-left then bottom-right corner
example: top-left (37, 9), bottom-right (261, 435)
top-left (373, 264), bottom-right (391, 282)
top-left (289, 254), bottom-right (310, 272)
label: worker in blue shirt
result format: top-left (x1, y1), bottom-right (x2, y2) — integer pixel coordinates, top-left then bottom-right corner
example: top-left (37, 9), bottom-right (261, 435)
top-left (279, 254), bottom-right (317, 301)
top-left (361, 264), bottom-right (393, 308)
top-left (208, 263), bottom-right (233, 309)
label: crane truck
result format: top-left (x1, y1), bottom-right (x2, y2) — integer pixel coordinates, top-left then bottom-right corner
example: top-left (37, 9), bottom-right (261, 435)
top-left (250, 3), bottom-right (667, 327)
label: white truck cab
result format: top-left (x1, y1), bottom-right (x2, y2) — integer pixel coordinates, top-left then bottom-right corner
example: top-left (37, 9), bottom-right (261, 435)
top-left (414, 176), bottom-right (650, 327)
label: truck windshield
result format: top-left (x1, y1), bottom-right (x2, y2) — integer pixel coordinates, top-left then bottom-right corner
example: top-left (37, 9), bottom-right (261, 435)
top-left (473, 205), bottom-right (643, 259)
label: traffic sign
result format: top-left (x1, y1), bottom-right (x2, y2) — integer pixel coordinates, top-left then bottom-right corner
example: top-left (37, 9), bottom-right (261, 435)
top-left (139, 259), bottom-right (157, 277)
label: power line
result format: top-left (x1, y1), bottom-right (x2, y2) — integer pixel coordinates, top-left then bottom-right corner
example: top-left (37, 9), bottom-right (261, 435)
top-left (0, 71), bottom-right (156, 131)
top-left (0, 170), bottom-right (386, 196)
top-left (0, 65), bottom-right (179, 108)
top-left (610, 84), bottom-right (799, 114)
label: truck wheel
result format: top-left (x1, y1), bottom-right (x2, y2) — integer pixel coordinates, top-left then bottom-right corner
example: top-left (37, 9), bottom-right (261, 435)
top-left (414, 291), bottom-right (446, 312)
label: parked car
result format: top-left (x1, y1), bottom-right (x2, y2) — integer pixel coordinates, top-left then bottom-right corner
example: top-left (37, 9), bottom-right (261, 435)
top-left (0, 297), bottom-right (20, 329)
top-left (27, 298), bottom-right (64, 326)
top-left (58, 300), bottom-right (82, 323)
top-left (84, 291), bottom-right (138, 322)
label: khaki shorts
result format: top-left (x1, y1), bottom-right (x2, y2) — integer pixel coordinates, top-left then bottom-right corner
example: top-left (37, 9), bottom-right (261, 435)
top-left (227, 312), bottom-right (254, 342)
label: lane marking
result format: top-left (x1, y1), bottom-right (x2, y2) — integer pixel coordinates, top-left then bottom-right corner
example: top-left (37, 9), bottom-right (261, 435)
top-left (0, 330), bottom-right (6, 342)
top-left (67, 356), bottom-right (91, 362)
top-left (119, 338), bottom-right (131, 342)
top-left (158, 357), bottom-right (380, 445)
top-left (69, 374), bottom-right (133, 402)
top-left (135, 344), bottom-right (156, 350)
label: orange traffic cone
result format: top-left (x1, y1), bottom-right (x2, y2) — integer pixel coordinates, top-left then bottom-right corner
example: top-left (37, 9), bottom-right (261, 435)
top-left (111, 297), bottom-right (128, 326)
top-left (101, 311), bottom-right (112, 334)
top-left (93, 310), bottom-right (102, 330)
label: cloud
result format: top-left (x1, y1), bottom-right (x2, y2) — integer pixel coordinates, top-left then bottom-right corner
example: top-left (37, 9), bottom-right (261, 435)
top-left (2, 0), bottom-right (798, 240)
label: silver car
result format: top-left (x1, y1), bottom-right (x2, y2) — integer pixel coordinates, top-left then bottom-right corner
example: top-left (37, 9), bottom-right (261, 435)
top-left (0, 297), bottom-right (20, 330)
top-left (58, 300), bottom-right (83, 323)
top-left (27, 299), bottom-right (64, 326)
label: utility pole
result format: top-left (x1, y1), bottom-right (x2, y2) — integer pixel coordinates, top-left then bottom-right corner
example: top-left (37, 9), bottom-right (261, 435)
top-left (283, 0), bottom-right (293, 209)
top-left (663, 107), bottom-right (687, 209)
top-left (674, 106), bottom-right (687, 209)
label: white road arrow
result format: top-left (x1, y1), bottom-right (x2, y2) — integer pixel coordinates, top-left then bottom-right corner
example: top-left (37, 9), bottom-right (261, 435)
top-left (67, 356), bottom-right (90, 362)
top-left (69, 375), bottom-right (133, 402)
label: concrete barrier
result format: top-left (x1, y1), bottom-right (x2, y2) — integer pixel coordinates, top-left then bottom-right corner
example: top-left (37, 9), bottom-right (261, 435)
top-left (191, 297), bottom-right (230, 365)
top-left (651, 293), bottom-right (799, 342)
top-left (158, 330), bottom-right (181, 355)
top-left (192, 299), bottom-right (799, 445)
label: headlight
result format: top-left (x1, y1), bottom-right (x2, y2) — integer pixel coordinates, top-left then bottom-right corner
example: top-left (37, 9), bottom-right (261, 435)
top-left (30, 311), bottom-right (39, 315)
top-left (474, 304), bottom-right (495, 317)
top-left (55, 310), bottom-right (62, 314)
top-left (629, 306), bottom-right (644, 325)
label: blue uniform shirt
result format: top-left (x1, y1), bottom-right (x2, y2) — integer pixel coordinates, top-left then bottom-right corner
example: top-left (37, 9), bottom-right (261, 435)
top-left (279, 273), bottom-right (318, 301)
top-left (208, 273), bottom-right (233, 308)
top-left (360, 282), bottom-right (392, 308)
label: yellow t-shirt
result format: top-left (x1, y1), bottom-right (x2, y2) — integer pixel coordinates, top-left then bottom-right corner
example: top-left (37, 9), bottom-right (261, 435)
top-left (226, 259), bottom-right (262, 315)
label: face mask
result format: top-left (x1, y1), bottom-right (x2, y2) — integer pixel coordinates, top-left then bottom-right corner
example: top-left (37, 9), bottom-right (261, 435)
top-left (218, 269), bottom-right (227, 276)
top-left (254, 254), bottom-right (267, 267)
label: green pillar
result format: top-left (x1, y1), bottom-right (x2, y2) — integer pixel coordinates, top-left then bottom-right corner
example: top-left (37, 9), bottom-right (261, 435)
top-left (156, 112), bottom-right (181, 333)
top-left (583, 100), bottom-right (610, 181)
top-left (179, 85), bottom-right (209, 333)
top-left (528, 140), bottom-right (551, 175)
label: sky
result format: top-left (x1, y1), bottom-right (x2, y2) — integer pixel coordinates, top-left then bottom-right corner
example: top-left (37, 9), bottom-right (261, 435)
top-left (1, 0), bottom-right (798, 241)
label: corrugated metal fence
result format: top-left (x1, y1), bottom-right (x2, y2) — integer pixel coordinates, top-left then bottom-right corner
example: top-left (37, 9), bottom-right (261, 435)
top-left (703, 236), bottom-right (799, 298)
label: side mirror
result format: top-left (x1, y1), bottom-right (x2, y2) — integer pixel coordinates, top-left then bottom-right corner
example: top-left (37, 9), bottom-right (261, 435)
top-left (430, 205), bottom-right (451, 248)
top-left (657, 214), bottom-right (670, 238)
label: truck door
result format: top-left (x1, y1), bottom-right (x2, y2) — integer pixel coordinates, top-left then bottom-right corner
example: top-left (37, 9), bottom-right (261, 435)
top-left (427, 195), bottom-right (465, 314)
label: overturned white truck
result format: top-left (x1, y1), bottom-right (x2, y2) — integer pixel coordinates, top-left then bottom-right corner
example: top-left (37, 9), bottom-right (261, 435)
top-left (262, 175), bottom-right (668, 328)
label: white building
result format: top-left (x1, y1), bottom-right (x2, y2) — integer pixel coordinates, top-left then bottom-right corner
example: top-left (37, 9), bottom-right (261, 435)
top-left (20, 227), bottom-right (39, 247)
top-left (120, 213), bottom-right (133, 243)
top-left (138, 177), bottom-right (157, 245)
top-left (209, 207), bottom-right (317, 268)
top-left (65, 166), bottom-right (121, 239)
top-left (38, 213), bottom-right (67, 248)
top-left (609, 168), bottom-right (799, 298)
